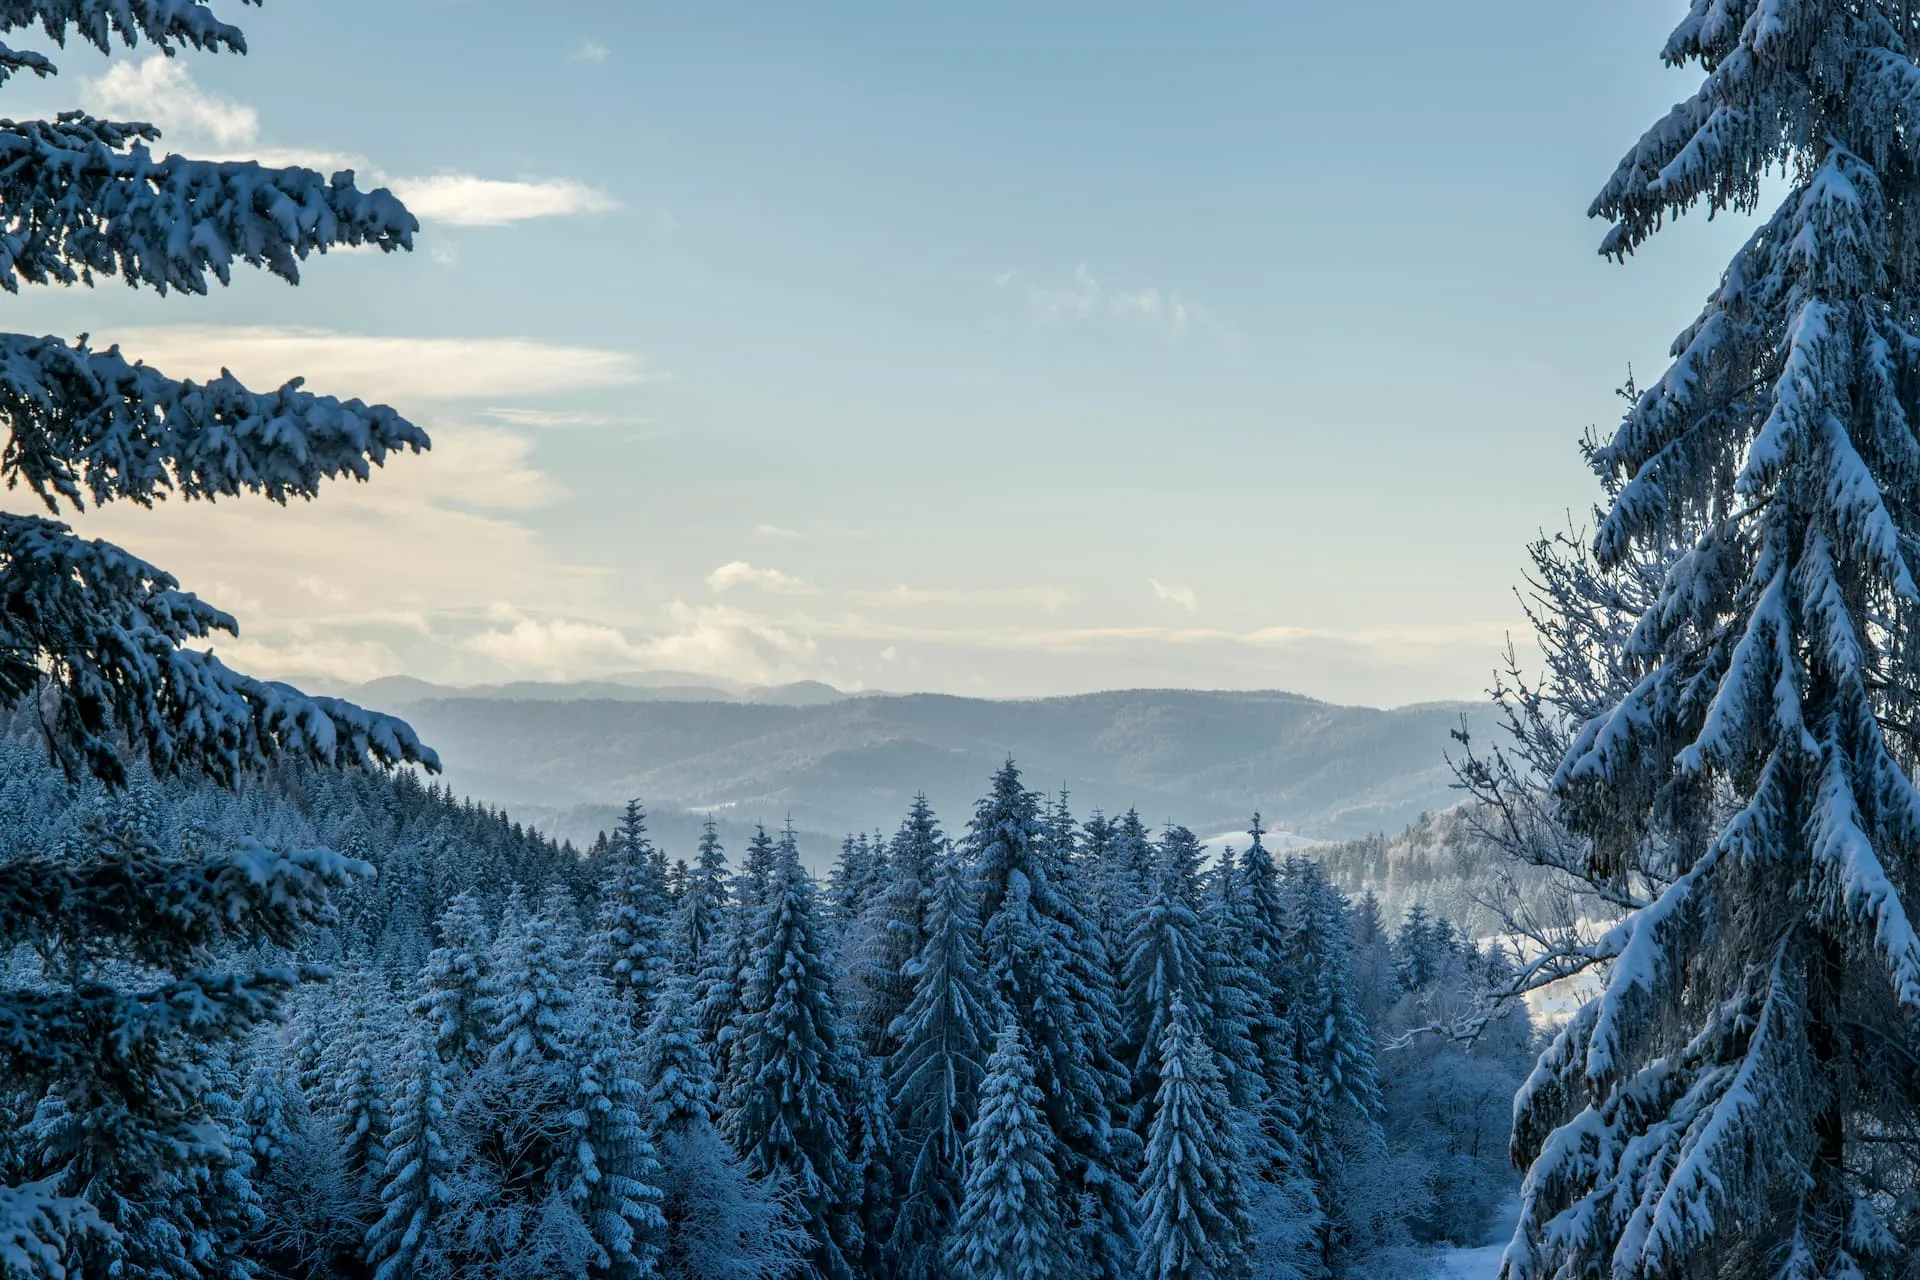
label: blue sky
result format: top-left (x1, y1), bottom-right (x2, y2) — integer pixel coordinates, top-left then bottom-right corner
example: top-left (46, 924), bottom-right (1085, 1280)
top-left (4, 0), bottom-right (1757, 705)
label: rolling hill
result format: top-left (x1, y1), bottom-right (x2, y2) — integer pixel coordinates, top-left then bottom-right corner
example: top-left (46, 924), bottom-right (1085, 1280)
top-left (339, 681), bottom-right (1499, 854)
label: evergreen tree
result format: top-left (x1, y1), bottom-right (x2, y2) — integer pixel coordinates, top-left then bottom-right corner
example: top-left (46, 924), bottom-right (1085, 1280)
top-left (336, 1000), bottom-right (394, 1190)
top-left (563, 983), bottom-right (666, 1280)
top-left (673, 818), bottom-right (729, 979)
top-left (1508, 4), bottom-right (1920, 1273)
top-left (844, 1050), bottom-right (901, 1279)
top-left (638, 974), bottom-right (718, 1135)
top-left (0, 0), bottom-right (436, 1242)
top-left (846, 795), bottom-right (946, 1059)
top-left (945, 1025), bottom-right (1062, 1280)
top-left (1136, 994), bottom-right (1254, 1280)
top-left (826, 832), bottom-right (879, 933)
top-left (888, 852), bottom-right (994, 1279)
top-left (411, 890), bottom-right (493, 1070)
top-left (696, 825), bottom-right (776, 1056)
top-left (1121, 825), bottom-right (1212, 1119)
top-left (969, 760), bottom-right (1137, 1278)
top-left (722, 825), bottom-right (860, 1278)
top-left (365, 1038), bottom-right (454, 1280)
top-left (477, 886), bottom-right (577, 1070)
top-left (236, 1057), bottom-right (302, 1190)
top-left (589, 803), bottom-right (668, 1017)
top-left (1278, 857), bottom-right (1381, 1272)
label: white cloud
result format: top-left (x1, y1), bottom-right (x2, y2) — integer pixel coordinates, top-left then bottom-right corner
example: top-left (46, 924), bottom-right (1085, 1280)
top-left (387, 175), bottom-right (618, 228)
top-left (707, 561), bottom-right (807, 593)
top-left (100, 326), bottom-right (654, 404)
top-left (571, 40), bottom-right (610, 64)
top-left (83, 57), bottom-right (613, 228)
top-left (460, 603), bottom-right (823, 687)
top-left (462, 614), bottom-right (647, 678)
top-left (485, 407), bottom-right (617, 429)
top-left (752, 524), bottom-right (804, 540)
top-left (1150, 579), bottom-right (1199, 612)
top-left (85, 55), bottom-right (259, 146)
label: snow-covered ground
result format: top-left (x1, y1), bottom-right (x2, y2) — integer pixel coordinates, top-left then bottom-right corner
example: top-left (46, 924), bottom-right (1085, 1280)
top-left (1428, 1198), bottom-right (1517, 1279)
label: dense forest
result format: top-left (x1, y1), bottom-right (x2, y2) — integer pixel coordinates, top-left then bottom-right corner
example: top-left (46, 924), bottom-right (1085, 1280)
top-left (0, 728), bottom-right (1529, 1279)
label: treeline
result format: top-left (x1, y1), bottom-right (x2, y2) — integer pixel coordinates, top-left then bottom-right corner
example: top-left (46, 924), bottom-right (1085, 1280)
top-left (0, 741), bottom-right (1529, 1280)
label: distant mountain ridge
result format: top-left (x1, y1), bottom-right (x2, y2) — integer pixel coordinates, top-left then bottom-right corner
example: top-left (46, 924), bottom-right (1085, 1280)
top-left (330, 678), bottom-right (1498, 854)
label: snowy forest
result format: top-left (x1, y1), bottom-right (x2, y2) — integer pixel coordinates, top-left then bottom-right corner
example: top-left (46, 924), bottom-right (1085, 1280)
top-left (0, 733), bottom-right (1531, 1280)
top-left (9, 1), bottom-right (1920, 1279)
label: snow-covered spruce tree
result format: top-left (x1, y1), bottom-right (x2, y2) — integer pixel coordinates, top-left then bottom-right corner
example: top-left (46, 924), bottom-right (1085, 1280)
top-left (1507, 5), bottom-right (1920, 1276)
top-left (335, 994), bottom-right (395, 1192)
top-left (478, 885), bottom-right (577, 1070)
top-left (888, 849), bottom-right (994, 1280)
top-left (945, 1024), bottom-right (1063, 1280)
top-left (671, 818), bottom-right (728, 980)
top-left (826, 832), bottom-right (879, 935)
top-left (0, 2), bottom-right (439, 1269)
top-left (844, 794), bottom-right (945, 1060)
top-left (1121, 825), bottom-right (1214, 1122)
top-left (1135, 994), bottom-right (1254, 1280)
top-left (411, 890), bottom-right (493, 1070)
top-left (1277, 856), bottom-right (1381, 1273)
top-left (969, 760), bottom-right (1138, 1278)
top-left (1197, 847), bottom-right (1268, 1116)
top-left (561, 982), bottom-right (665, 1280)
top-left (721, 825), bottom-right (861, 1279)
top-left (459, 882), bottom-right (579, 1263)
top-left (696, 824), bottom-right (775, 1057)
top-left (639, 973), bottom-right (718, 1134)
top-left (589, 801), bottom-right (669, 1018)
top-left (364, 1037), bottom-right (454, 1280)
top-left (843, 1049), bottom-right (902, 1278)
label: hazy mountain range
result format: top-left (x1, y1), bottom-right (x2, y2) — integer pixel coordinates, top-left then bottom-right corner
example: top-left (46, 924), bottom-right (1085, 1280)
top-left (319, 672), bottom-right (1499, 856)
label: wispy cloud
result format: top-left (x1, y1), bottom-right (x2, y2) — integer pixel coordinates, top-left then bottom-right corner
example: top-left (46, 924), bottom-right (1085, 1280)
top-left (1150, 579), bottom-right (1199, 612)
top-left (101, 326), bottom-right (656, 404)
top-left (388, 175), bottom-right (618, 228)
top-left (484, 408), bottom-right (622, 429)
top-left (703, 562), bottom-right (1071, 610)
top-left (753, 524), bottom-right (804, 541)
top-left (999, 264), bottom-right (1223, 345)
top-left (571, 40), bottom-right (610, 65)
top-left (82, 56), bottom-right (615, 228)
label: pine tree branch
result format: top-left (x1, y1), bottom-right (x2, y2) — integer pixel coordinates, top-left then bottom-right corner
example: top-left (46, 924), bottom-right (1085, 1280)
top-left (0, 112), bottom-right (414, 296)
top-left (0, 332), bottom-right (429, 511)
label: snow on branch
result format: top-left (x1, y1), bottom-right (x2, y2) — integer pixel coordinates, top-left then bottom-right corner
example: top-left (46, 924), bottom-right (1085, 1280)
top-left (0, 0), bottom-right (250, 62)
top-left (0, 333), bottom-right (429, 511)
top-left (0, 834), bottom-right (372, 964)
top-left (0, 1178), bottom-right (106, 1280)
top-left (0, 514), bottom-right (438, 783)
top-left (0, 113), bottom-right (414, 296)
